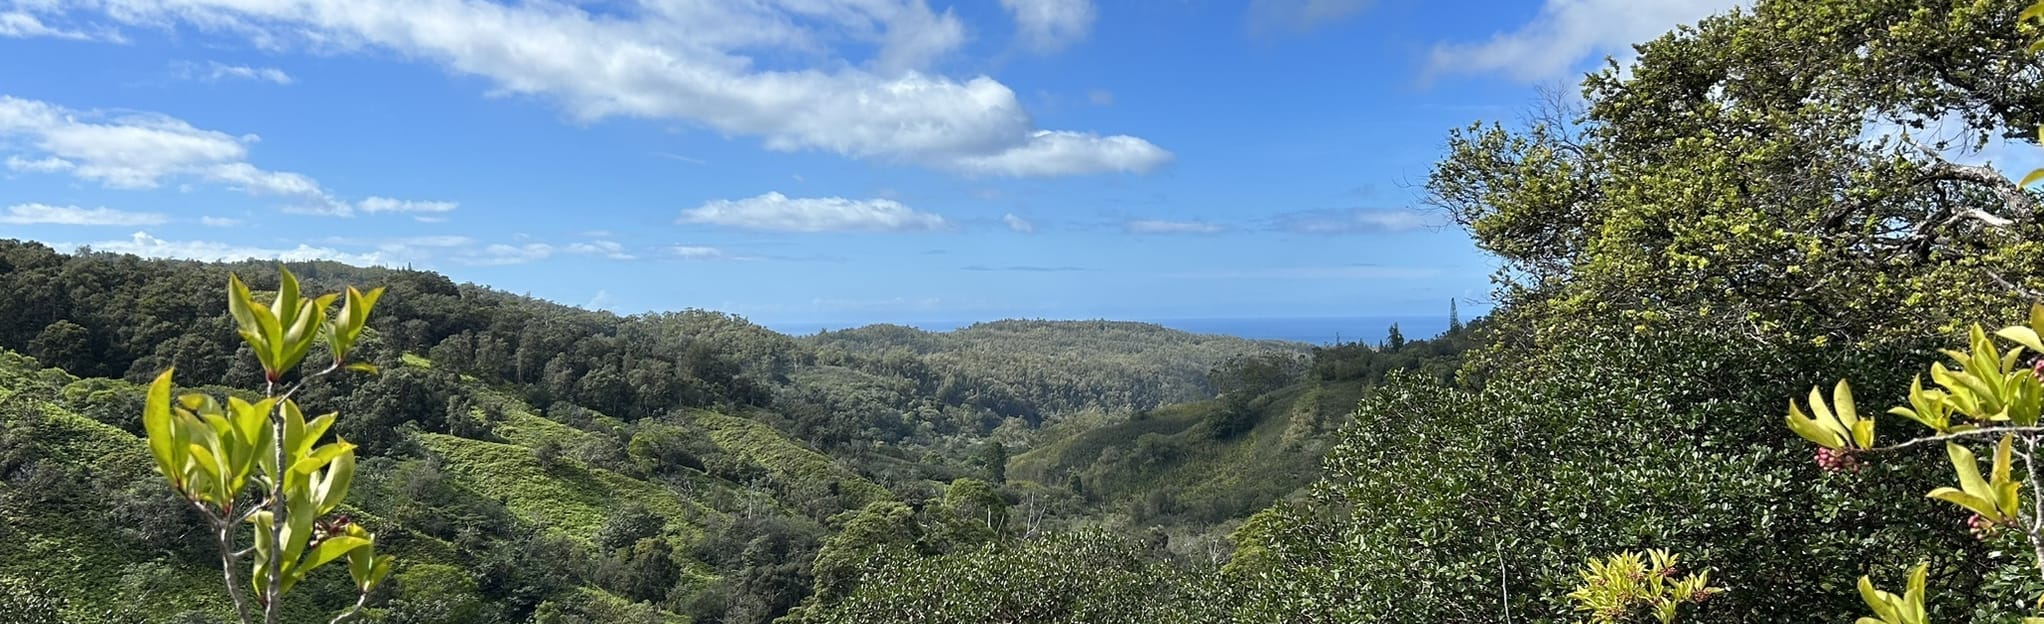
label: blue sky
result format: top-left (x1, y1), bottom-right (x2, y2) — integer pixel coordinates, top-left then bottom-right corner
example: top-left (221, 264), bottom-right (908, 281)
top-left (0, 0), bottom-right (1742, 325)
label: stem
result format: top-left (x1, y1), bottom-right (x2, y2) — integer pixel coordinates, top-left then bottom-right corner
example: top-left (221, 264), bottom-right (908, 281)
top-left (1863, 426), bottom-right (2044, 454)
top-left (201, 503), bottom-right (255, 624)
top-left (328, 592), bottom-right (370, 624)
top-left (2025, 436), bottom-right (2044, 590)
top-left (264, 379), bottom-right (284, 624)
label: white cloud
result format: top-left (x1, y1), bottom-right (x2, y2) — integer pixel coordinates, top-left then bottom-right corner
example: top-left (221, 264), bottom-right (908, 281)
top-left (199, 216), bottom-right (241, 227)
top-left (5, 155), bottom-right (72, 172)
top-left (1087, 89), bottom-right (1114, 106)
top-left (680, 192), bottom-right (949, 232)
top-left (1001, 0), bottom-right (1094, 53)
top-left (455, 243), bottom-right (553, 266)
top-left (1, 203), bottom-right (168, 226)
top-left (180, 61), bottom-right (294, 85)
top-left (0, 94), bottom-right (424, 215)
top-left (1427, 0), bottom-right (1742, 83)
top-left (0, 10), bottom-right (113, 41)
top-left (584, 289), bottom-right (614, 310)
top-left (667, 245), bottom-right (762, 261)
top-left (566, 240), bottom-right (636, 260)
top-left (947, 130), bottom-right (1171, 177)
top-left (1246, 0), bottom-right (1377, 36)
top-left (84, 230), bottom-right (389, 265)
top-left (1126, 219), bottom-right (1225, 234)
top-left (1272, 208), bottom-right (1435, 234)
top-left (357, 196), bottom-right (457, 215)
top-left (1002, 213), bottom-right (1035, 233)
top-left (20, 0), bottom-right (1166, 177)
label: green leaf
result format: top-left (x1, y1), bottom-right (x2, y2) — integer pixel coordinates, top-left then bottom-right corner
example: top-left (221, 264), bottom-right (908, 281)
top-left (2000, 326), bottom-right (2044, 354)
top-left (345, 362), bottom-right (380, 374)
top-left (142, 369), bottom-right (181, 486)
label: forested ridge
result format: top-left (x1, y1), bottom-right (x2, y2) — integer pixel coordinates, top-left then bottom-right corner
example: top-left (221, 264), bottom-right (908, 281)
top-left (10, 0), bottom-right (2044, 622)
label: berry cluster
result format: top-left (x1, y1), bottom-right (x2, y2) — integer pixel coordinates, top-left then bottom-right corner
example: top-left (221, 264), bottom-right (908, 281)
top-left (1814, 447), bottom-right (1861, 473)
top-left (1967, 513), bottom-right (2001, 541)
top-left (310, 514), bottom-right (353, 547)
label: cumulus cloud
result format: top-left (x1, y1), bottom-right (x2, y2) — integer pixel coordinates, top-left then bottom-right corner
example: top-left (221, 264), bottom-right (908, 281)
top-left (1002, 213), bottom-right (1035, 233)
top-left (1126, 219), bottom-right (1225, 234)
top-left (1246, 0), bottom-right (1376, 36)
top-left (1271, 208), bottom-right (1435, 234)
top-left (84, 231), bottom-right (389, 265)
top-left (0, 95), bottom-right (440, 215)
top-left (1001, 0), bottom-right (1095, 52)
top-left (1427, 0), bottom-right (1742, 82)
top-left (680, 192), bottom-right (949, 232)
top-left (1, 203), bottom-right (167, 226)
top-left (21, 0), bottom-right (1168, 177)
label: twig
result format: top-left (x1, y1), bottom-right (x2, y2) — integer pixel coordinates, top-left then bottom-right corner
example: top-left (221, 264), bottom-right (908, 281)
top-left (2024, 436), bottom-right (2044, 588)
top-left (328, 591), bottom-right (370, 624)
top-left (199, 500), bottom-right (255, 624)
top-left (1861, 426), bottom-right (2044, 454)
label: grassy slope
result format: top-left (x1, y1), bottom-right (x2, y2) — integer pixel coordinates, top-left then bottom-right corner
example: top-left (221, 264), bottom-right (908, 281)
top-left (0, 350), bottom-right (883, 622)
top-left (1011, 378), bottom-right (1365, 523)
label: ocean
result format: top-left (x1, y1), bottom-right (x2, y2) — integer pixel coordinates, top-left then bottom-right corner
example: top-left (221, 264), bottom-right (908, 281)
top-left (767, 315), bottom-right (1454, 346)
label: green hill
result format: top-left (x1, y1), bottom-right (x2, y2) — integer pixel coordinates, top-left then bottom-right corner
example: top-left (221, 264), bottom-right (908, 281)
top-left (0, 347), bottom-right (878, 623)
top-left (1011, 378), bottom-right (1366, 526)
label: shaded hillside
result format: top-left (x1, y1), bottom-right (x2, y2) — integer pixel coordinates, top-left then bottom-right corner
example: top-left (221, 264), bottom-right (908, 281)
top-left (1011, 322), bottom-right (1479, 527)
top-left (805, 320), bottom-right (1309, 424)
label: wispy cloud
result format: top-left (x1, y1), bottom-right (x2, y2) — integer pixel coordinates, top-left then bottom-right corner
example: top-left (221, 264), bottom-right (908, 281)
top-left (668, 245), bottom-right (763, 261)
top-left (962, 265), bottom-right (1092, 272)
top-left (0, 95), bottom-right (436, 216)
top-left (681, 192), bottom-right (950, 233)
top-left (654, 152), bottom-right (708, 165)
top-left (1246, 0), bottom-right (1377, 36)
top-left (566, 240), bottom-right (636, 260)
top-left (18, 0), bottom-right (1169, 177)
top-left (1426, 0), bottom-right (1742, 82)
top-left (1126, 219), bottom-right (1226, 234)
top-left (1270, 208), bottom-right (1436, 234)
top-left (200, 216), bottom-right (242, 227)
top-left (0, 11), bottom-right (117, 41)
top-left (1, 203), bottom-right (167, 226)
top-left (83, 231), bottom-right (389, 265)
top-left (454, 243), bottom-right (553, 267)
top-left (176, 61), bottom-right (293, 85)
top-left (356, 196), bottom-right (458, 219)
top-left (1003, 213), bottom-right (1036, 233)
top-left (1001, 0), bottom-right (1095, 53)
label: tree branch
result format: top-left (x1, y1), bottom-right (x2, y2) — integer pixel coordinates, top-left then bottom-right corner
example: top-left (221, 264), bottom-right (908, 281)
top-left (1862, 426), bottom-right (2044, 454)
top-left (1906, 136), bottom-right (2038, 226)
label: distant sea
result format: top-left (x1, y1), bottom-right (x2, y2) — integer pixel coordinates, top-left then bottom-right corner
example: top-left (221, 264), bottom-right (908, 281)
top-left (767, 315), bottom-right (1452, 346)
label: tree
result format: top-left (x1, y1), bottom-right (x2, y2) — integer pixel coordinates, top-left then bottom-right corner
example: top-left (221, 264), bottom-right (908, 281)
top-left (1448, 300), bottom-right (1462, 333)
top-left (139, 267), bottom-right (392, 623)
top-left (1383, 324), bottom-right (1405, 352)
top-left (1429, 0), bottom-right (2044, 363)
top-left (27, 319), bottom-right (91, 373)
top-left (980, 441), bottom-right (1008, 485)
